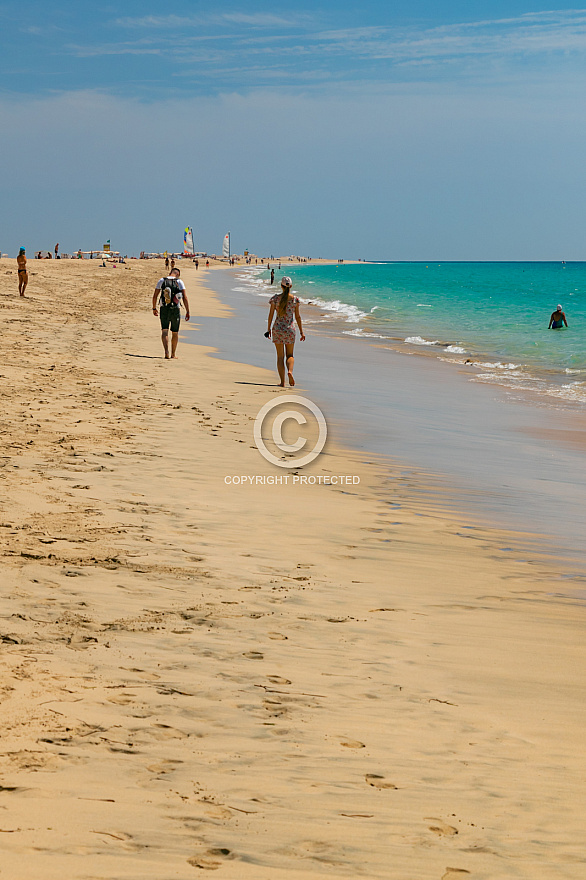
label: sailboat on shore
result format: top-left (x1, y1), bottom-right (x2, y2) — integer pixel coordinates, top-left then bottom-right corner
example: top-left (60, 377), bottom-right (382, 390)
top-left (184, 227), bottom-right (194, 256)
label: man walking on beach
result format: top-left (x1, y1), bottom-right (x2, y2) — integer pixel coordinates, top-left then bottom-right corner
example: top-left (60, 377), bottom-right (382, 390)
top-left (152, 267), bottom-right (190, 359)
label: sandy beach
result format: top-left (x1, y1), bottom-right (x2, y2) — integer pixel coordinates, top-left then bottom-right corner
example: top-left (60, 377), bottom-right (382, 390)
top-left (0, 258), bottom-right (584, 879)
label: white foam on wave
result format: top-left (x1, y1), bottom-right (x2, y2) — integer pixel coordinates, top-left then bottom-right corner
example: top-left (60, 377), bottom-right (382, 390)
top-left (343, 328), bottom-right (388, 339)
top-left (552, 382), bottom-right (586, 403)
top-left (473, 361), bottom-right (521, 370)
top-left (445, 345), bottom-right (467, 354)
top-left (301, 297), bottom-right (367, 323)
top-left (405, 336), bottom-right (440, 346)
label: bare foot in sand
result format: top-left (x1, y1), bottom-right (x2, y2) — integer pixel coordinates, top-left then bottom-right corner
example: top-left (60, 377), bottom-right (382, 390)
top-left (288, 372), bottom-right (295, 386)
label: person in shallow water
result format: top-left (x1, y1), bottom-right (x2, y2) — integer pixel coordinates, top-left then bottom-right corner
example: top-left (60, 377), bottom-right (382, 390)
top-left (549, 305), bottom-right (568, 329)
top-left (266, 276), bottom-right (305, 387)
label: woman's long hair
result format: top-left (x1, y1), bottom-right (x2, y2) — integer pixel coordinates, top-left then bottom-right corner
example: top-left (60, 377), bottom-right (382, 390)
top-left (277, 283), bottom-right (291, 316)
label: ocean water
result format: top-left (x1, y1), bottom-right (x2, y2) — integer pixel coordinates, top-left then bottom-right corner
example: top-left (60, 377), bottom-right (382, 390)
top-left (251, 262), bottom-right (586, 407)
top-left (189, 267), bottom-right (586, 566)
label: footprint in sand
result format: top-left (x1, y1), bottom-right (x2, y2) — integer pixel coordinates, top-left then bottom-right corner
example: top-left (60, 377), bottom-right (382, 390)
top-left (187, 847), bottom-right (235, 870)
top-left (365, 774), bottom-right (397, 789)
top-left (203, 805), bottom-right (233, 820)
top-left (267, 675), bottom-right (291, 685)
top-left (146, 759), bottom-right (183, 775)
top-left (90, 830), bottom-right (141, 851)
top-left (148, 724), bottom-right (189, 741)
top-left (442, 870), bottom-right (470, 880)
top-left (267, 632), bottom-right (288, 640)
top-left (340, 739), bottom-right (365, 749)
top-left (242, 651), bottom-right (264, 660)
top-left (426, 818), bottom-right (458, 837)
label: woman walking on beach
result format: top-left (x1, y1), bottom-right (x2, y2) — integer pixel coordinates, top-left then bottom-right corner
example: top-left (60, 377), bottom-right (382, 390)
top-left (266, 276), bottom-right (305, 387)
top-left (17, 248), bottom-right (28, 297)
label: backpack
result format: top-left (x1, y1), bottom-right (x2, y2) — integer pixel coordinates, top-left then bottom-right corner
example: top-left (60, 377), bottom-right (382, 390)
top-left (160, 277), bottom-right (181, 307)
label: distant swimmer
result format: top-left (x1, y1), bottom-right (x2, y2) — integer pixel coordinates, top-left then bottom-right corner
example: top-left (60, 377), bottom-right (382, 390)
top-left (17, 248), bottom-right (28, 296)
top-left (549, 305), bottom-right (568, 329)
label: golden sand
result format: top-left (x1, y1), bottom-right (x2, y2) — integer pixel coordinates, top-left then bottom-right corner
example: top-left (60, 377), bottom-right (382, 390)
top-left (0, 258), bottom-right (584, 879)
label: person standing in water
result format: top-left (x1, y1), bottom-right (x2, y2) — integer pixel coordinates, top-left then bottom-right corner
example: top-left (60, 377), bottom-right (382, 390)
top-left (266, 276), bottom-right (305, 387)
top-left (549, 305), bottom-right (568, 329)
top-left (17, 248), bottom-right (28, 296)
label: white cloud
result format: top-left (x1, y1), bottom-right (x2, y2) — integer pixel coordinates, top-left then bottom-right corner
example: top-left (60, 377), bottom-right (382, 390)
top-left (308, 10), bottom-right (586, 62)
top-left (68, 9), bottom-right (586, 86)
top-left (115, 12), bottom-right (306, 29)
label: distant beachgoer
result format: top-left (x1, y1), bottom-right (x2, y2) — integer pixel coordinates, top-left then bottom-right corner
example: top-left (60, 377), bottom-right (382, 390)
top-left (206, 259), bottom-right (209, 267)
top-left (54, 243), bottom-right (59, 259)
top-left (270, 268), bottom-right (275, 285)
top-left (549, 305), bottom-right (568, 329)
top-left (17, 248), bottom-right (28, 296)
top-left (170, 258), bottom-right (175, 272)
top-left (266, 276), bottom-right (305, 387)
top-left (47, 251), bottom-right (52, 259)
top-left (152, 267), bottom-right (190, 359)
top-left (165, 257), bottom-right (170, 271)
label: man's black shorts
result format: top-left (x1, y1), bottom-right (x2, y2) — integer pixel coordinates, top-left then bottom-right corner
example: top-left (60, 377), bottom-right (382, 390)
top-left (159, 304), bottom-right (181, 333)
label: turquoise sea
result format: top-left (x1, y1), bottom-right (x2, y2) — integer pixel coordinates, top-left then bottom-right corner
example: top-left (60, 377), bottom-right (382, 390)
top-left (195, 266), bottom-right (586, 566)
top-left (252, 262), bottom-right (586, 407)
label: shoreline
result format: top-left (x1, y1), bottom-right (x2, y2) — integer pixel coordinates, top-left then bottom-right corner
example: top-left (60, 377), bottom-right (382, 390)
top-left (0, 259), bottom-right (584, 878)
top-left (235, 262), bottom-right (586, 411)
top-left (199, 266), bottom-right (586, 569)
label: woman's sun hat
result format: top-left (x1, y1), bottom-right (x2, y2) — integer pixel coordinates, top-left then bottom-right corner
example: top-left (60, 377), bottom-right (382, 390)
top-left (557, 304), bottom-right (563, 311)
top-left (281, 276), bottom-right (292, 287)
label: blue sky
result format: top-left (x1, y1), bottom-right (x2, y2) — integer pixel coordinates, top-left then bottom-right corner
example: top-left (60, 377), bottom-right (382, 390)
top-left (2, 2), bottom-right (586, 258)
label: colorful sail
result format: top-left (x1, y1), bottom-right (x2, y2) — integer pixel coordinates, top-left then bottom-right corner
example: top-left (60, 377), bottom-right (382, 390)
top-left (222, 232), bottom-right (230, 259)
top-left (184, 227), bottom-right (194, 255)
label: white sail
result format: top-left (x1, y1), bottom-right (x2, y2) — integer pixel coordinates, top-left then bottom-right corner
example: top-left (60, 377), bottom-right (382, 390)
top-left (222, 232), bottom-right (230, 259)
top-left (184, 227), bottom-right (194, 254)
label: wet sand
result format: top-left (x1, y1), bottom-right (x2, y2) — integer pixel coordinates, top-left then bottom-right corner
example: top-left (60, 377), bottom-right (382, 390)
top-left (0, 258), bottom-right (584, 879)
top-left (193, 267), bottom-right (586, 568)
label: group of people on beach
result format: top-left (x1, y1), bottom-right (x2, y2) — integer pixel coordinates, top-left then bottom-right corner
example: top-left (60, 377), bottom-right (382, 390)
top-left (13, 249), bottom-right (570, 387)
top-left (152, 265), bottom-right (304, 382)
